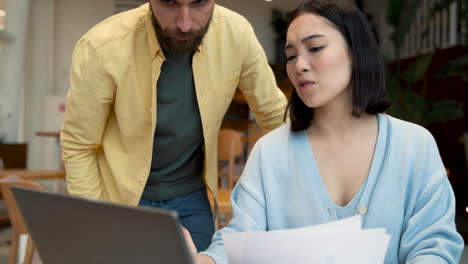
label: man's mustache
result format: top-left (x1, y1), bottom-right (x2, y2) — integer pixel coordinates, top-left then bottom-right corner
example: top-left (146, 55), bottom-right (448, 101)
top-left (171, 29), bottom-right (202, 38)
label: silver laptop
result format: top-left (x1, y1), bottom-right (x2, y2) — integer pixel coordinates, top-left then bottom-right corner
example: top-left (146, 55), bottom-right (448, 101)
top-left (11, 186), bottom-right (194, 264)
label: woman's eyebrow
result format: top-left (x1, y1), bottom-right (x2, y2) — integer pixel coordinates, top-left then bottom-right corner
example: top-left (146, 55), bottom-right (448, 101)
top-left (285, 34), bottom-right (325, 50)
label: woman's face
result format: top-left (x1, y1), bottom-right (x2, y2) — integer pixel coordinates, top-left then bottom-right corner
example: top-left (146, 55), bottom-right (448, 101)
top-left (285, 13), bottom-right (353, 109)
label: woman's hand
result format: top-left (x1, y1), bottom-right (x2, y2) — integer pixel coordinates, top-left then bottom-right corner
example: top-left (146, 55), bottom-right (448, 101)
top-left (181, 226), bottom-right (216, 264)
top-left (181, 226), bottom-right (197, 259)
top-left (196, 254), bottom-right (216, 264)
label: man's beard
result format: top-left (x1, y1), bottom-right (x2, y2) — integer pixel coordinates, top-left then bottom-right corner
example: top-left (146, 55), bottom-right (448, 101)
top-left (153, 15), bottom-right (212, 56)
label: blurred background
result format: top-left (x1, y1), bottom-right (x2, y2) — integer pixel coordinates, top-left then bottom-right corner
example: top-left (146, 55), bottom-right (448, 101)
top-left (0, 0), bottom-right (466, 263)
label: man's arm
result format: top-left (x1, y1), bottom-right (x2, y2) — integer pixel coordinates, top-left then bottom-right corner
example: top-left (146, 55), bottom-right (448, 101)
top-left (61, 38), bottom-right (115, 200)
top-left (237, 22), bottom-right (288, 132)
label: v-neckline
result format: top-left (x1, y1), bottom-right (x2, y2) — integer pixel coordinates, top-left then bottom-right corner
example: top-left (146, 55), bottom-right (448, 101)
top-left (296, 114), bottom-right (387, 210)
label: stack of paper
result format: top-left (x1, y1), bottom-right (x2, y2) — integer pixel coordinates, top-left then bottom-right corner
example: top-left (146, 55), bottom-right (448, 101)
top-left (222, 216), bottom-right (390, 264)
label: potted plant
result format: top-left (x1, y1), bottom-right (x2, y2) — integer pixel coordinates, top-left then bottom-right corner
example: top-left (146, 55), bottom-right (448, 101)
top-left (385, 0), bottom-right (466, 126)
top-left (270, 8), bottom-right (290, 64)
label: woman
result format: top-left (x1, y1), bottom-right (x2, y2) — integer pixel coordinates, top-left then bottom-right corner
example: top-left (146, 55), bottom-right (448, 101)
top-left (191, 0), bottom-right (464, 263)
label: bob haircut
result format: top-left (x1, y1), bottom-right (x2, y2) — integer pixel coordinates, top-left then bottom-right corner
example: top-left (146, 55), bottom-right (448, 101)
top-left (285, 0), bottom-right (390, 131)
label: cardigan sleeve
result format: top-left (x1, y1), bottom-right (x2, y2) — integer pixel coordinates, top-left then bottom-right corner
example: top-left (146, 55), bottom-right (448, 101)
top-left (399, 132), bottom-right (464, 263)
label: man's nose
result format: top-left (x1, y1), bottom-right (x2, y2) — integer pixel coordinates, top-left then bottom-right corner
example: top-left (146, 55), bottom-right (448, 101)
top-left (176, 6), bottom-right (192, 33)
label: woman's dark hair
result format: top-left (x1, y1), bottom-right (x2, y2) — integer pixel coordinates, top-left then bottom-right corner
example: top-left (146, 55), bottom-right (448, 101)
top-left (285, 0), bottom-right (390, 131)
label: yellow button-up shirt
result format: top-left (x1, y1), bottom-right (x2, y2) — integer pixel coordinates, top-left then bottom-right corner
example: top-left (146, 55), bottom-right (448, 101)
top-left (61, 4), bottom-right (287, 206)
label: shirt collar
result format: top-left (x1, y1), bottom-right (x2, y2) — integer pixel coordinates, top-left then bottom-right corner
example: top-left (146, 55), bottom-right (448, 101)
top-left (144, 4), bottom-right (162, 59)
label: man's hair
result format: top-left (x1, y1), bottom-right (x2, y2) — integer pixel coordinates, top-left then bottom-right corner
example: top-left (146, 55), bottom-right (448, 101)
top-left (285, 0), bottom-right (390, 131)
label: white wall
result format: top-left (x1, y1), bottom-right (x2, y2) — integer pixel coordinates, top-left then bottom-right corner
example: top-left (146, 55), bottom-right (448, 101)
top-left (25, 0), bottom-right (113, 169)
top-left (0, 0), bottom-right (30, 143)
top-left (0, 0), bottom-right (4, 22)
top-left (53, 0), bottom-right (114, 95)
top-left (0, 0), bottom-right (6, 58)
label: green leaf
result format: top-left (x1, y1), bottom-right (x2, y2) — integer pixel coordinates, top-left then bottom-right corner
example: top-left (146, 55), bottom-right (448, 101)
top-left (402, 53), bottom-right (433, 84)
top-left (434, 55), bottom-right (468, 79)
top-left (423, 99), bottom-right (464, 125)
top-left (386, 0), bottom-right (404, 27)
top-left (392, 0), bottom-right (422, 48)
top-left (271, 8), bottom-right (287, 38)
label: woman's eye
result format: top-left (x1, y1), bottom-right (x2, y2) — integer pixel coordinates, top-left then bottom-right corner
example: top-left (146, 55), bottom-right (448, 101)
top-left (286, 55), bottom-right (296, 62)
top-left (309, 46), bottom-right (324, 52)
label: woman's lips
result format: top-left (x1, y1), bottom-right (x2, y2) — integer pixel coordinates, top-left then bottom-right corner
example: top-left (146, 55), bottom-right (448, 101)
top-left (298, 81), bottom-right (315, 92)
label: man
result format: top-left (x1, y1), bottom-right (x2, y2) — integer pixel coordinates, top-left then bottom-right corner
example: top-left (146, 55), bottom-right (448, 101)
top-left (61, 0), bottom-right (287, 251)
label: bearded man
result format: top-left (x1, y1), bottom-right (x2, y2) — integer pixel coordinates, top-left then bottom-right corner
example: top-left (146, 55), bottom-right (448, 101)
top-left (61, 0), bottom-right (287, 251)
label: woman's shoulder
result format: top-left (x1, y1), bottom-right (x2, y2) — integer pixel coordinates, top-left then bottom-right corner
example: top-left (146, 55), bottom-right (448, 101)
top-left (252, 123), bottom-right (298, 153)
top-left (259, 123), bottom-right (297, 142)
top-left (382, 114), bottom-right (434, 143)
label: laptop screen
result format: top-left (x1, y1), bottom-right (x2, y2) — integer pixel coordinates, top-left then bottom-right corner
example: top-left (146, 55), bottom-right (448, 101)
top-left (11, 186), bottom-right (194, 264)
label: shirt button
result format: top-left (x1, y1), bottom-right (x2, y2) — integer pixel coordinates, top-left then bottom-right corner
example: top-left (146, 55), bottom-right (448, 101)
top-left (358, 205), bottom-right (368, 215)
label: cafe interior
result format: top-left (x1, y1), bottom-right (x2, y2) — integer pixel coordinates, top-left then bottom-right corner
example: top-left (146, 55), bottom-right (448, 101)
top-left (0, 0), bottom-right (467, 263)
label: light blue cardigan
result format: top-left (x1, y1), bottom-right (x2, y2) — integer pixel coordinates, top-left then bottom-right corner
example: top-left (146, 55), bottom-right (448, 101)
top-left (202, 114), bottom-right (464, 263)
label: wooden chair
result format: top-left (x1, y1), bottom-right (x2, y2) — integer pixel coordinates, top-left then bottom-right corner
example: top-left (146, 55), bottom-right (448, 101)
top-left (0, 166), bottom-right (11, 228)
top-left (217, 129), bottom-right (245, 189)
top-left (216, 189), bottom-right (233, 228)
top-left (0, 144), bottom-right (28, 169)
top-left (0, 170), bottom-right (66, 195)
top-left (207, 188), bottom-right (233, 229)
top-left (0, 179), bottom-right (44, 264)
top-left (247, 127), bottom-right (265, 155)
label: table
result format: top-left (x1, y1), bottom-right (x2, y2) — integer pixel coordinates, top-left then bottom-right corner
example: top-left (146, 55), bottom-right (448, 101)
top-left (36, 131), bottom-right (60, 137)
top-left (0, 169), bottom-right (65, 180)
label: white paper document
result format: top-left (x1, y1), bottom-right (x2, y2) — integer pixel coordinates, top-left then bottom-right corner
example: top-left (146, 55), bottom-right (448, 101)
top-left (223, 216), bottom-right (390, 264)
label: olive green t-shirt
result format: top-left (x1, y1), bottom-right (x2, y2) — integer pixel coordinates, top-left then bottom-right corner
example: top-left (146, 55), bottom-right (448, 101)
top-left (141, 51), bottom-right (204, 201)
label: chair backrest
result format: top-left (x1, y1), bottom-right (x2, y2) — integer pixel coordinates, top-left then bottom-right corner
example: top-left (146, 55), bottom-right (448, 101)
top-left (0, 180), bottom-right (44, 235)
top-left (217, 129), bottom-right (244, 161)
top-left (247, 128), bottom-right (265, 155)
top-left (0, 178), bottom-right (44, 264)
top-left (217, 129), bottom-right (245, 189)
top-left (0, 144), bottom-right (28, 169)
top-left (0, 157), bottom-right (4, 171)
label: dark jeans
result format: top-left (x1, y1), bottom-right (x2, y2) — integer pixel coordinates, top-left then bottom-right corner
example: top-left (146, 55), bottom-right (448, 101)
top-left (138, 188), bottom-right (215, 252)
